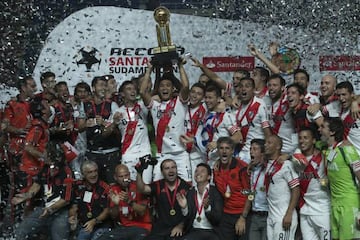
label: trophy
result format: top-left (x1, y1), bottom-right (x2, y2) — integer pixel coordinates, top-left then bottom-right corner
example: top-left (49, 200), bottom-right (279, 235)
top-left (151, 6), bottom-right (180, 68)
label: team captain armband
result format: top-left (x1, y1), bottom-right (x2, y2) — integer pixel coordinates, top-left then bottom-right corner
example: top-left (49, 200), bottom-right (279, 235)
top-left (351, 161), bottom-right (360, 173)
top-left (288, 178), bottom-right (300, 189)
top-left (228, 125), bottom-right (240, 135)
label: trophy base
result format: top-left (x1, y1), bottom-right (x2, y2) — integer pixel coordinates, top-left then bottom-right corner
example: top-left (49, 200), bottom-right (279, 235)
top-left (151, 46), bottom-right (179, 68)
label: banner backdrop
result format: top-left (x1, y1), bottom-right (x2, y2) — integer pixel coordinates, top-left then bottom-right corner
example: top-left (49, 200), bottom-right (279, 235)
top-left (1, 6), bottom-right (359, 107)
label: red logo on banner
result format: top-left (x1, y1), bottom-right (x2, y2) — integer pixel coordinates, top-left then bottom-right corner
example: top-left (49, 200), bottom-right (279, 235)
top-left (319, 56), bottom-right (360, 71)
top-left (202, 56), bottom-right (255, 72)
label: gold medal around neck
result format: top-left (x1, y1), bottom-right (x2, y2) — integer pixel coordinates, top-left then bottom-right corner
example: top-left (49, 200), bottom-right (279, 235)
top-left (259, 186), bottom-right (265, 192)
top-left (196, 216), bottom-right (201, 222)
top-left (319, 178), bottom-right (328, 187)
top-left (87, 212), bottom-right (93, 219)
top-left (248, 194), bottom-right (254, 201)
top-left (169, 209), bottom-right (176, 216)
top-left (224, 192), bottom-right (231, 198)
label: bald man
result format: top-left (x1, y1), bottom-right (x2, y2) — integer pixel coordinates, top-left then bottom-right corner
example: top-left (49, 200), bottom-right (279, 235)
top-left (99, 164), bottom-right (152, 240)
top-left (265, 135), bottom-right (300, 240)
top-left (308, 74), bottom-right (340, 118)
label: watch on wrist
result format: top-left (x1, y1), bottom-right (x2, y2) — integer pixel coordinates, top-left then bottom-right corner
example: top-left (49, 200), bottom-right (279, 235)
top-left (95, 217), bottom-right (102, 225)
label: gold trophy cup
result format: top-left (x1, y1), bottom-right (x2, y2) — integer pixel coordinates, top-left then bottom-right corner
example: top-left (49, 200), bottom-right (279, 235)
top-left (151, 6), bottom-right (179, 68)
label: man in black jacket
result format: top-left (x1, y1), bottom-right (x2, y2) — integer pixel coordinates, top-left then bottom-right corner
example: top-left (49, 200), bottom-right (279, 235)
top-left (177, 163), bottom-right (223, 240)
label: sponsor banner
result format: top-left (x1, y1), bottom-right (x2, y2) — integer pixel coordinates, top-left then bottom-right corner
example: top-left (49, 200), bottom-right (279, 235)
top-left (319, 55), bottom-right (360, 71)
top-left (202, 56), bottom-right (255, 72)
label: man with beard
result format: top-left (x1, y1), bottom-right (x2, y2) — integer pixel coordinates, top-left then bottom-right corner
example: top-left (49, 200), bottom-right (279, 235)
top-left (69, 160), bottom-right (110, 240)
top-left (265, 74), bottom-right (296, 154)
top-left (213, 137), bottom-right (250, 240)
top-left (79, 76), bottom-right (120, 183)
top-left (287, 83), bottom-right (323, 140)
top-left (140, 62), bottom-right (192, 182)
top-left (98, 164), bottom-right (151, 240)
top-left (265, 135), bottom-right (299, 240)
top-left (177, 163), bottom-right (223, 240)
top-left (318, 117), bottom-right (360, 240)
top-left (136, 159), bottom-right (191, 240)
top-left (13, 141), bottom-right (73, 240)
top-left (235, 77), bottom-right (272, 163)
top-left (336, 81), bottom-right (360, 155)
top-left (293, 128), bottom-right (330, 240)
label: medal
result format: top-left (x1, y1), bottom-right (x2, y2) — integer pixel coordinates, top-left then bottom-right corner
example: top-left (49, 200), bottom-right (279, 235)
top-left (170, 209), bottom-right (176, 215)
top-left (165, 179), bottom-right (179, 217)
top-left (319, 178), bottom-right (328, 187)
top-left (224, 185), bottom-right (231, 198)
top-left (248, 194), bottom-right (254, 201)
top-left (87, 212), bottom-right (93, 219)
top-left (196, 216), bottom-right (201, 222)
top-left (224, 192), bottom-right (231, 198)
top-left (259, 186), bottom-right (265, 192)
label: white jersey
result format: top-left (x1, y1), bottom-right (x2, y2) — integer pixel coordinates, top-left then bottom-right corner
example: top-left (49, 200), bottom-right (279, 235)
top-left (321, 99), bottom-right (341, 118)
top-left (264, 95), bottom-right (297, 154)
top-left (195, 110), bottom-right (238, 164)
top-left (299, 154), bottom-right (331, 216)
top-left (267, 160), bottom-right (299, 220)
top-left (304, 92), bottom-right (320, 105)
top-left (114, 101), bottom-right (151, 155)
top-left (341, 107), bottom-right (360, 156)
top-left (149, 96), bottom-right (187, 154)
top-left (234, 96), bottom-right (270, 153)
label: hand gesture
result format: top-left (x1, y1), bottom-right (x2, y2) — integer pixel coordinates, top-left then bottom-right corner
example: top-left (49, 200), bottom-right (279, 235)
top-left (190, 57), bottom-right (202, 68)
top-left (235, 217), bottom-right (246, 236)
top-left (109, 190), bottom-right (121, 205)
top-left (170, 224), bottom-right (184, 237)
top-left (176, 192), bottom-right (187, 209)
top-left (248, 44), bottom-right (259, 57)
top-left (83, 219), bottom-right (96, 233)
top-left (11, 192), bottom-right (29, 205)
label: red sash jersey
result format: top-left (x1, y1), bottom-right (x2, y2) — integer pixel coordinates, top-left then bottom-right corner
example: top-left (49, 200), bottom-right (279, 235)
top-left (20, 119), bottom-right (49, 176)
top-left (291, 102), bottom-right (320, 140)
top-left (72, 180), bottom-right (110, 226)
top-left (109, 182), bottom-right (152, 232)
top-left (4, 96), bottom-right (32, 155)
top-left (213, 158), bottom-right (250, 214)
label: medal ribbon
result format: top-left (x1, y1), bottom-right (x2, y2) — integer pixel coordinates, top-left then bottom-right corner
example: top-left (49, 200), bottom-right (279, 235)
top-left (251, 166), bottom-right (265, 192)
top-left (194, 188), bottom-right (209, 217)
top-left (85, 186), bottom-right (96, 217)
top-left (122, 104), bottom-right (140, 154)
top-left (271, 95), bottom-right (289, 134)
top-left (164, 178), bottom-right (179, 211)
top-left (186, 105), bottom-right (206, 152)
top-left (264, 158), bottom-right (283, 193)
top-left (156, 98), bottom-right (177, 153)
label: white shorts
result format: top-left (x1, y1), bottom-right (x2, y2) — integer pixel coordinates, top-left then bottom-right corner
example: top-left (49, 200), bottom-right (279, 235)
top-left (122, 153), bottom-right (153, 184)
top-left (267, 213), bottom-right (298, 240)
top-left (153, 151), bottom-right (191, 182)
top-left (300, 214), bottom-right (330, 240)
